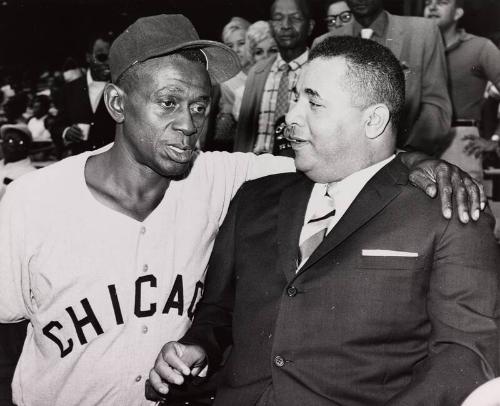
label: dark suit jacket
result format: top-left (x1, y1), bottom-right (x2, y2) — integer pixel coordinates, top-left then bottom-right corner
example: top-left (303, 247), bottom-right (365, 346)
top-left (54, 76), bottom-right (115, 154)
top-left (313, 12), bottom-right (452, 155)
top-left (181, 157), bottom-right (499, 406)
top-left (234, 55), bottom-right (277, 152)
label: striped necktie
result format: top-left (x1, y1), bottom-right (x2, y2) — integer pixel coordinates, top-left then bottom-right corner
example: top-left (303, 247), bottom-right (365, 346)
top-left (298, 187), bottom-right (336, 266)
top-left (274, 63), bottom-right (291, 124)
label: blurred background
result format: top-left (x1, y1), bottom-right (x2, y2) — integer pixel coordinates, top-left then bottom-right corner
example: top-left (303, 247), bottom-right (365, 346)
top-left (1, 0), bottom-right (499, 82)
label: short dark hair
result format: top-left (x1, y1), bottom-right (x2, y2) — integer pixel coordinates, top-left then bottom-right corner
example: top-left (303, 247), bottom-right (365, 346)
top-left (309, 36), bottom-right (405, 129)
top-left (116, 49), bottom-right (207, 92)
top-left (271, 0), bottom-right (312, 20)
top-left (455, 0), bottom-right (465, 8)
top-left (324, 0), bottom-right (348, 15)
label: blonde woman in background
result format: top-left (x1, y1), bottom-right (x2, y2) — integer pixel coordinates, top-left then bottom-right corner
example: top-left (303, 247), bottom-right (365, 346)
top-left (233, 21), bottom-right (278, 121)
top-left (215, 17), bottom-right (251, 149)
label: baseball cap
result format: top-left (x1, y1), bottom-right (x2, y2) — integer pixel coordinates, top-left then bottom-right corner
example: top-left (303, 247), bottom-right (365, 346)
top-left (109, 14), bottom-right (241, 84)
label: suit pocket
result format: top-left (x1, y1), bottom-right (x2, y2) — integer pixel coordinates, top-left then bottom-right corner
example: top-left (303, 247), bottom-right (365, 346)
top-left (358, 255), bottom-right (423, 270)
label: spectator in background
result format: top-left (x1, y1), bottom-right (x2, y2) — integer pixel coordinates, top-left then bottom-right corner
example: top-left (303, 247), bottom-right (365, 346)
top-left (27, 95), bottom-right (52, 143)
top-left (214, 17), bottom-right (251, 150)
top-left (235, 0), bottom-right (314, 154)
top-left (61, 57), bottom-right (84, 84)
top-left (324, 0), bottom-right (354, 34)
top-left (3, 93), bottom-right (29, 125)
top-left (52, 33), bottom-right (115, 155)
top-left (313, 0), bottom-right (452, 155)
top-left (232, 21), bottom-right (279, 122)
top-left (424, 0), bottom-right (500, 180)
top-left (0, 124), bottom-right (36, 199)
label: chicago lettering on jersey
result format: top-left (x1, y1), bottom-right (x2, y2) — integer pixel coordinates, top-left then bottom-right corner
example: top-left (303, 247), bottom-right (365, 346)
top-left (42, 274), bottom-right (204, 358)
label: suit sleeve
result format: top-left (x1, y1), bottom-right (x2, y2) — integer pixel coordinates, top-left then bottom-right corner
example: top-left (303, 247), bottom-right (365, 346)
top-left (405, 23), bottom-right (452, 155)
top-left (234, 65), bottom-right (259, 152)
top-left (386, 210), bottom-right (500, 406)
top-left (178, 184), bottom-right (244, 370)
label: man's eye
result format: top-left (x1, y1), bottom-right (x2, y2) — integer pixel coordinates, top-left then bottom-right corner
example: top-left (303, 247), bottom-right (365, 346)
top-left (309, 100), bottom-right (321, 108)
top-left (254, 49), bottom-right (263, 56)
top-left (161, 100), bottom-right (177, 109)
top-left (191, 104), bottom-right (207, 115)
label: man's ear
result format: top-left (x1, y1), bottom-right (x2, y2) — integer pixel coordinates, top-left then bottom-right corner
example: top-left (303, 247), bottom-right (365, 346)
top-left (363, 104), bottom-right (390, 140)
top-left (454, 7), bottom-right (464, 22)
top-left (85, 52), bottom-right (92, 65)
top-left (104, 83), bottom-right (126, 124)
top-left (308, 19), bottom-right (315, 36)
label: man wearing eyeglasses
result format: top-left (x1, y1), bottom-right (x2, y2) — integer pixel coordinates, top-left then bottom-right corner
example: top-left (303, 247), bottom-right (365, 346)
top-left (52, 34), bottom-right (116, 155)
top-left (313, 0), bottom-right (452, 156)
top-left (234, 0), bottom-right (314, 154)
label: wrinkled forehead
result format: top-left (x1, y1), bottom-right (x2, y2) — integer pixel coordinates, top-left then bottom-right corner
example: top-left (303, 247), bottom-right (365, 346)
top-left (137, 54), bottom-right (211, 96)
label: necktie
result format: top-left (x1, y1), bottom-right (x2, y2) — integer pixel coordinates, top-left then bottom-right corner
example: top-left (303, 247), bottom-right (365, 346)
top-left (298, 187), bottom-right (336, 266)
top-left (274, 63), bottom-right (291, 124)
top-left (360, 28), bottom-right (374, 39)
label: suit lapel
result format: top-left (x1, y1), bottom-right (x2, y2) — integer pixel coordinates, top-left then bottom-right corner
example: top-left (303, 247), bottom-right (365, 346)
top-left (384, 13), bottom-right (404, 61)
top-left (276, 175), bottom-right (314, 283)
top-left (298, 158), bottom-right (408, 275)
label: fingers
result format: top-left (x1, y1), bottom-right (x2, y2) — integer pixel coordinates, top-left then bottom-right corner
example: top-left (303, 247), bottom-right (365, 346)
top-left (463, 177), bottom-right (481, 221)
top-left (474, 178), bottom-right (487, 211)
top-left (435, 163), bottom-right (453, 219)
top-left (149, 368), bottom-right (170, 395)
top-left (408, 170), bottom-right (437, 198)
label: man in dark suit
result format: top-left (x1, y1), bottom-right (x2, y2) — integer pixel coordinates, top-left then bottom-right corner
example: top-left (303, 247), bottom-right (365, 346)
top-left (313, 0), bottom-right (452, 155)
top-left (53, 34), bottom-right (115, 155)
top-left (150, 36), bottom-right (499, 406)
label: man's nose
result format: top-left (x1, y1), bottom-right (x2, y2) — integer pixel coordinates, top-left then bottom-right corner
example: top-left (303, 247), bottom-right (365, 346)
top-left (173, 109), bottom-right (197, 137)
top-left (282, 16), bottom-right (292, 29)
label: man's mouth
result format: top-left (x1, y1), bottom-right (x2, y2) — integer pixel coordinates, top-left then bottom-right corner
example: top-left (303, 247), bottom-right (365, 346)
top-left (164, 144), bottom-right (193, 163)
top-left (427, 14), bottom-right (440, 18)
top-left (288, 137), bottom-right (309, 149)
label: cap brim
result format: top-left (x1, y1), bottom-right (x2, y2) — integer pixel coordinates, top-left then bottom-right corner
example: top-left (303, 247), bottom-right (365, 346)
top-left (138, 39), bottom-right (241, 84)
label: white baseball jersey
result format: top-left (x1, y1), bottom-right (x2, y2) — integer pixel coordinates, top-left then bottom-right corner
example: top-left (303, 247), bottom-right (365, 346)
top-left (0, 148), bottom-right (294, 406)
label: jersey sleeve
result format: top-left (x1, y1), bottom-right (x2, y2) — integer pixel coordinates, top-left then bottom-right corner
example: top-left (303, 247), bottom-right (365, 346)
top-left (0, 186), bottom-right (33, 322)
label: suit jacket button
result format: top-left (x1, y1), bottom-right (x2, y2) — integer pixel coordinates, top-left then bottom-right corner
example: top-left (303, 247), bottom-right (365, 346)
top-left (287, 286), bottom-right (297, 297)
top-left (274, 355), bottom-right (285, 368)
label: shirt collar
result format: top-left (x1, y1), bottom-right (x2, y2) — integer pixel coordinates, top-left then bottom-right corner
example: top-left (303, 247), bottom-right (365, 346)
top-left (305, 154), bottom-right (396, 224)
top-left (352, 10), bottom-right (388, 39)
top-left (446, 29), bottom-right (473, 52)
top-left (86, 69), bottom-right (107, 86)
top-left (273, 49), bottom-right (309, 72)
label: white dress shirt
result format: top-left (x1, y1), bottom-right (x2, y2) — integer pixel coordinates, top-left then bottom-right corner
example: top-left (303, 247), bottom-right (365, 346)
top-left (300, 155), bottom-right (396, 247)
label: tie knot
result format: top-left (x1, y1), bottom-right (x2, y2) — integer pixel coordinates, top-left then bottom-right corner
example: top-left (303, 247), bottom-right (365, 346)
top-left (279, 63), bottom-right (291, 73)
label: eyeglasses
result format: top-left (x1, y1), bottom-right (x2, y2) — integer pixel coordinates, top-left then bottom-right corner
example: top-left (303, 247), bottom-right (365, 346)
top-left (270, 13), bottom-right (305, 26)
top-left (324, 11), bottom-right (352, 26)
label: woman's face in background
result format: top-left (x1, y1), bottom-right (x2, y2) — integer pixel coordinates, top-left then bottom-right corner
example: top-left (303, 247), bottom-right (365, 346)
top-left (225, 29), bottom-right (248, 67)
top-left (252, 37), bottom-right (279, 64)
top-left (326, 1), bottom-right (353, 33)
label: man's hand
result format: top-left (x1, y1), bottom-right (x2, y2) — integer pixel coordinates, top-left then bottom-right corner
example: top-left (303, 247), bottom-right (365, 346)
top-left (64, 124), bottom-right (86, 143)
top-left (463, 135), bottom-right (498, 158)
top-left (400, 152), bottom-right (486, 223)
top-left (149, 341), bottom-right (207, 395)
